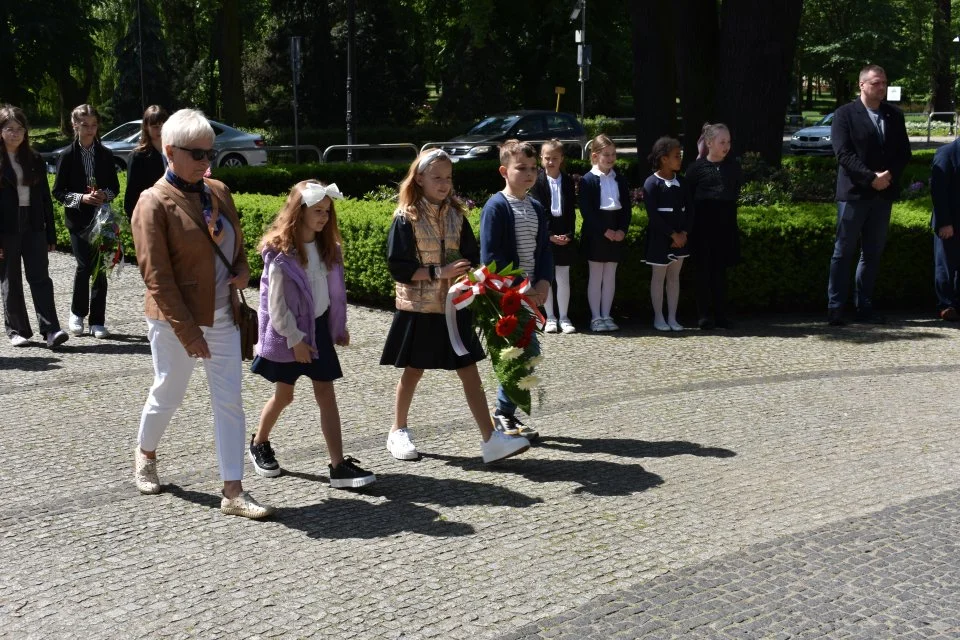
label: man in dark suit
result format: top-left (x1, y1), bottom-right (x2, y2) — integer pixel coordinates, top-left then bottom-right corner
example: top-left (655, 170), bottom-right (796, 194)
top-left (827, 64), bottom-right (912, 325)
top-left (930, 137), bottom-right (960, 320)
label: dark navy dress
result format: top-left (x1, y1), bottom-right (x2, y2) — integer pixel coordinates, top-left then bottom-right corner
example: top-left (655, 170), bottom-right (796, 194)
top-left (642, 173), bottom-right (693, 266)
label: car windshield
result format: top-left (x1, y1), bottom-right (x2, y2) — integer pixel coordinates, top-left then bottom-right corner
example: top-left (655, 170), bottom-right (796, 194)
top-left (100, 122), bottom-right (141, 142)
top-left (468, 115), bottom-right (521, 136)
top-left (815, 114), bottom-right (834, 126)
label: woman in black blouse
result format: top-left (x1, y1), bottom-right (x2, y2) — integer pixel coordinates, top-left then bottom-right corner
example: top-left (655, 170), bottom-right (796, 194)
top-left (123, 105), bottom-right (168, 219)
top-left (686, 123), bottom-right (743, 329)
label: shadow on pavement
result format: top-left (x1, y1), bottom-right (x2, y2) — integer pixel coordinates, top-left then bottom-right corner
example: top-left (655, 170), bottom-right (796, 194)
top-left (0, 355), bottom-right (62, 371)
top-left (421, 452), bottom-right (664, 496)
top-left (58, 337), bottom-right (152, 355)
top-left (537, 436), bottom-right (736, 459)
top-left (279, 498), bottom-right (475, 538)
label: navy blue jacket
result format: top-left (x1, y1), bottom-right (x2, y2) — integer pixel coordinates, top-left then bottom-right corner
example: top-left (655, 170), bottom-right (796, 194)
top-left (479, 192), bottom-right (554, 286)
top-left (831, 99), bottom-right (911, 202)
top-left (931, 138), bottom-right (960, 230)
top-left (578, 170), bottom-right (631, 240)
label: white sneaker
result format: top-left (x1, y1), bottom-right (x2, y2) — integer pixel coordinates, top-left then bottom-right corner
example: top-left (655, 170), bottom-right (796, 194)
top-left (220, 491), bottom-right (274, 519)
top-left (90, 325), bottom-right (110, 339)
top-left (543, 319), bottom-right (558, 333)
top-left (68, 314), bottom-right (84, 336)
top-left (653, 319), bottom-right (671, 331)
top-left (46, 330), bottom-right (69, 348)
top-left (590, 318), bottom-right (607, 332)
top-left (387, 427), bottom-right (419, 460)
top-left (134, 446), bottom-right (161, 495)
top-left (668, 320), bottom-right (685, 331)
top-left (559, 319), bottom-right (576, 334)
top-left (481, 431), bottom-right (530, 463)
top-left (603, 317), bottom-right (620, 331)
top-left (9, 333), bottom-right (30, 347)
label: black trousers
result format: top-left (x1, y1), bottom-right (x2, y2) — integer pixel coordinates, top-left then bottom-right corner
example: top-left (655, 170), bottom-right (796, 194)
top-left (694, 255), bottom-right (728, 323)
top-left (1, 215), bottom-right (61, 338)
top-left (69, 229), bottom-right (107, 326)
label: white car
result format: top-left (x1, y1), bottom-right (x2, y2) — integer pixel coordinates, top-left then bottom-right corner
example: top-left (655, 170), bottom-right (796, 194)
top-left (47, 119), bottom-right (268, 171)
top-left (789, 113), bottom-right (834, 155)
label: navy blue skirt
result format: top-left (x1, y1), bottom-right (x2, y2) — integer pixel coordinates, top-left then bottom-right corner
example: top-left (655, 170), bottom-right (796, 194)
top-left (251, 311), bottom-right (343, 384)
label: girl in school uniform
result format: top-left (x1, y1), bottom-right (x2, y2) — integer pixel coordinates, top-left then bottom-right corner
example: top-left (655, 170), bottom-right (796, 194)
top-left (686, 123), bottom-right (743, 329)
top-left (578, 134), bottom-right (631, 332)
top-left (529, 138), bottom-right (578, 334)
top-left (124, 105), bottom-right (169, 220)
top-left (247, 180), bottom-right (376, 488)
top-left (380, 149), bottom-right (530, 464)
top-left (642, 136), bottom-right (692, 331)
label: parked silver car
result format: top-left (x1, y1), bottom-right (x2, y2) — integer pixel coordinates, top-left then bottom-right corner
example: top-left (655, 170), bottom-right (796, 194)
top-left (46, 119), bottom-right (267, 171)
top-left (789, 113), bottom-right (834, 155)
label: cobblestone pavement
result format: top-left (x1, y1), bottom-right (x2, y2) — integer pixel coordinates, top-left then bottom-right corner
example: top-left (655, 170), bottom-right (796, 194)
top-left (1, 252), bottom-right (959, 639)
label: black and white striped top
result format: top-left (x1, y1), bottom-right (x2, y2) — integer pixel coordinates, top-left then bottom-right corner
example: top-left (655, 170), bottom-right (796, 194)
top-left (503, 193), bottom-right (538, 278)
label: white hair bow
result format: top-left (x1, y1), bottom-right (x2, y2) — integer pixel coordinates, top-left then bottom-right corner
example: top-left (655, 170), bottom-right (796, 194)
top-left (301, 182), bottom-right (344, 207)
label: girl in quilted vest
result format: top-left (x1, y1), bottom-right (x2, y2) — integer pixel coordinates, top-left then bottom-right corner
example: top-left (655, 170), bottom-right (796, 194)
top-left (248, 180), bottom-right (376, 488)
top-left (380, 149), bottom-right (530, 464)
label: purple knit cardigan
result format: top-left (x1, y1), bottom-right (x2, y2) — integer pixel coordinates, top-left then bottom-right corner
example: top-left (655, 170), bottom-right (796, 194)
top-left (255, 245), bottom-right (347, 362)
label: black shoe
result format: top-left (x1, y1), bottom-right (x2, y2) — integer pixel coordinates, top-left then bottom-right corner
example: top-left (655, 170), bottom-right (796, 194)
top-left (854, 309), bottom-right (887, 324)
top-left (493, 411), bottom-right (539, 441)
top-left (248, 435), bottom-right (280, 477)
top-left (827, 309), bottom-right (845, 326)
top-left (329, 456), bottom-right (376, 489)
top-left (698, 318), bottom-right (715, 330)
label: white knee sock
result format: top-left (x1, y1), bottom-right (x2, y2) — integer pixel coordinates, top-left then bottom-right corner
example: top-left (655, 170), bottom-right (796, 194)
top-left (555, 266), bottom-right (571, 321)
top-left (666, 258), bottom-right (684, 323)
top-left (650, 265), bottom-right (667, 323)
top-left (600, 262), bottom-right (618, 318)
top-left (544, 283), bottom-right (556, 321)
top-left (587, 261), bottom-right (604, 320)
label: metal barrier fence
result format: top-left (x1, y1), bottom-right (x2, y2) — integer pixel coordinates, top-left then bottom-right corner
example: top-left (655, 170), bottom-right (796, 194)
top-left (219, 144), bottom-right (323, 164)
top-left (321, 143), bottom-right (419, 163)
top-left (925, 112), bottom-right (959, 142)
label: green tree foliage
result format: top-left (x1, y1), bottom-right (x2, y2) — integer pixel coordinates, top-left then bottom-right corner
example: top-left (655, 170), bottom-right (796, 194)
top-left (111, 0), bottom-right (174, 122)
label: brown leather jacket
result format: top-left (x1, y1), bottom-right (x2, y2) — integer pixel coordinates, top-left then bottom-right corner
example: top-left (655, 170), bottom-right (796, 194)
top-left (131, 177), bottom-right (248, 348)
top-left (394, 200), bottom-right (463, 314)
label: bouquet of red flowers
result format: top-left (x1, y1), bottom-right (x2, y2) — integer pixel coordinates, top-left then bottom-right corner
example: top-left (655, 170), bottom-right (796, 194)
top-left (446, 261), bottom-right (544, 415)
top-left (81, 203), bottom-right (129, 282)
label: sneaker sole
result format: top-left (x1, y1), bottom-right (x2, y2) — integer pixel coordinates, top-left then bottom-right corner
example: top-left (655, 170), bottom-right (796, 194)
top-left (221, 506), bottom-right (274, 519)
top-left (483, 443), bottom-right (530, 464)
top-left (248, 451), bottom-right (282, 477)
top-left (330, 474), bottom-right (377, 489)
top-left (136, 483), bottom-right (161, 495)
top-left (518, 430), bottom-right (539, 442)
top-left (49, 334), bottom-right (69, 347)
top-left (388, 447), bottom-right (419, 461)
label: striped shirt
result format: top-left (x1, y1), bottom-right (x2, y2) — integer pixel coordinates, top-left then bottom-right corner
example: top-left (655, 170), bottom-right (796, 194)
top-left (62, 143), bottom-right (117, 209)
top-left (503, 193), bottom-right (538, 278)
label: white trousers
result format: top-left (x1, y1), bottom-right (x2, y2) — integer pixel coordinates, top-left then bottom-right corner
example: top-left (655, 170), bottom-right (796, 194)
top-left (138, 307), bottom-right (246, 481)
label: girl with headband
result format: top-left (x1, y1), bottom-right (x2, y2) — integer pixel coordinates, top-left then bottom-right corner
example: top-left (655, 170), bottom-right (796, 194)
top-left (247, 180), bottom-right (376, 488)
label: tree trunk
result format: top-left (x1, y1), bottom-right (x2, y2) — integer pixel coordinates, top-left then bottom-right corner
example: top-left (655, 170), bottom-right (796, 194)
top-left (630, 2), bottom-right (676, 165)
top-left (218, 0), bottom-right (247, 125)
top-left (0, 9), bottom-right (23, 108)
top-left (716, 0), bottom-right (803, 166)
top-left (931, 0), bottom-right (952, 117)
top-left (673, 0), bottom-right (719, 165)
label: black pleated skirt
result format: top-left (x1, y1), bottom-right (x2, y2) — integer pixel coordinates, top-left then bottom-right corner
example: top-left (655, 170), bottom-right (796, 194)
top-left (380, 309), bottom-right (485, 370)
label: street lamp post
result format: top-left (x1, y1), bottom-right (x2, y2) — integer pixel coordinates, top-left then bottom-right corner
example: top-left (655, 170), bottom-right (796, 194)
top-left (570, 0), bottom-right (588, 122)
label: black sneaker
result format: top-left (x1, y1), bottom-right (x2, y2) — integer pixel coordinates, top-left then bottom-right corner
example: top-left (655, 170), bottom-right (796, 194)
top-left (329, 456), bottom-right (376, 489)
top-left (248, 435), bottom-right (280, 477)
top-left (493, 411), bottom-right (539, 441)
top-left (827, 308), bottom-right (846, 326)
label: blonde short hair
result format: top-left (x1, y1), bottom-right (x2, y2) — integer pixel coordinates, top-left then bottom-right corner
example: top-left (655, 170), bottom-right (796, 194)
top-left (161, 108), bottom-right (215, 157)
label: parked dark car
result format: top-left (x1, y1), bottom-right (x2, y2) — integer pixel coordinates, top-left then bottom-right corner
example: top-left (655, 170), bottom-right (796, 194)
top-left (435, 110), bottom-right (586, 161)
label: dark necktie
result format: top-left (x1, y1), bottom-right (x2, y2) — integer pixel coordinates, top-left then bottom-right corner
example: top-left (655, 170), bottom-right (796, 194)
top-left (874, 113), bottom-right (885, 144)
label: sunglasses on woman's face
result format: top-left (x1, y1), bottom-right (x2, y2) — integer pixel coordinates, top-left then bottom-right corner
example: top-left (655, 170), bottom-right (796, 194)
top-left (175, 145), bottom-right (217, 161)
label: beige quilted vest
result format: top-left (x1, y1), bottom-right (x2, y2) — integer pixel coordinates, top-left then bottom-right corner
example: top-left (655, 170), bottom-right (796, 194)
top-left (395, 200), bottom-right (463, 314)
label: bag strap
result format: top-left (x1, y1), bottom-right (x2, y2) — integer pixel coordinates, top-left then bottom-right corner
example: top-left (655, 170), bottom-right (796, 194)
top-left (185, 194), bottom-right (252, 307)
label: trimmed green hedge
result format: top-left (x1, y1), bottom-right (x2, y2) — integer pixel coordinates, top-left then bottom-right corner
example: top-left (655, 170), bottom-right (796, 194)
top-left (47, 172), bottom-right (939, 318)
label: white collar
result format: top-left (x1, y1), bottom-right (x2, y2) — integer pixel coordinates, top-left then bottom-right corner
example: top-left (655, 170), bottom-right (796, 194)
top-left (655, 172), bottom-right (680, 188)
top-left (546, 173), bottom-right (561, 184)
top-left (590, 166), bottom-right (616, 179)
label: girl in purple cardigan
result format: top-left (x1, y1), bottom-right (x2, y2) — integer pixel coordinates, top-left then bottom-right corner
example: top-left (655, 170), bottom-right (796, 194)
top-left (248, 180), bottom-right (376, 489)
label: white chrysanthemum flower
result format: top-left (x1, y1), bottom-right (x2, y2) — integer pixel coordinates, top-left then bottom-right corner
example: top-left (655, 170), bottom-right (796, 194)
top-left (500, 346), bottom-right (523, 361)
top-left (526, 356), bottom-right (544, 369)
top-left (516, 375), bottom-right (541, 390)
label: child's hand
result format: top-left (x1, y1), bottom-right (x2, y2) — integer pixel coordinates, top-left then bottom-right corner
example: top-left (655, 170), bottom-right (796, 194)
top-left (440, 259), bottom-right (472, 279)
top-left (670, 232), bottom-right (686, 248)
top-left (614, 230), bottom-right (625, 242)
top-left (603, 229), bottom-right (617, 241)
top-left (335, 330), bottom-right (350, 347)
top-left (550, 234), bottom-right (569, 245)
top-left (293, 340), bottom-right (317, 363)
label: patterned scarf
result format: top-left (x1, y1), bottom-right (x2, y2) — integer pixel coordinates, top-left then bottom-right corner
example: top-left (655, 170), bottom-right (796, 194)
top-left (164, 169), bottom-right (224, 244)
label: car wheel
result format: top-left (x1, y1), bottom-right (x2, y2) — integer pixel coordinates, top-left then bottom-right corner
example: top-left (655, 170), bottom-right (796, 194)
top-left (219, 153), bottom-right (247, 168)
